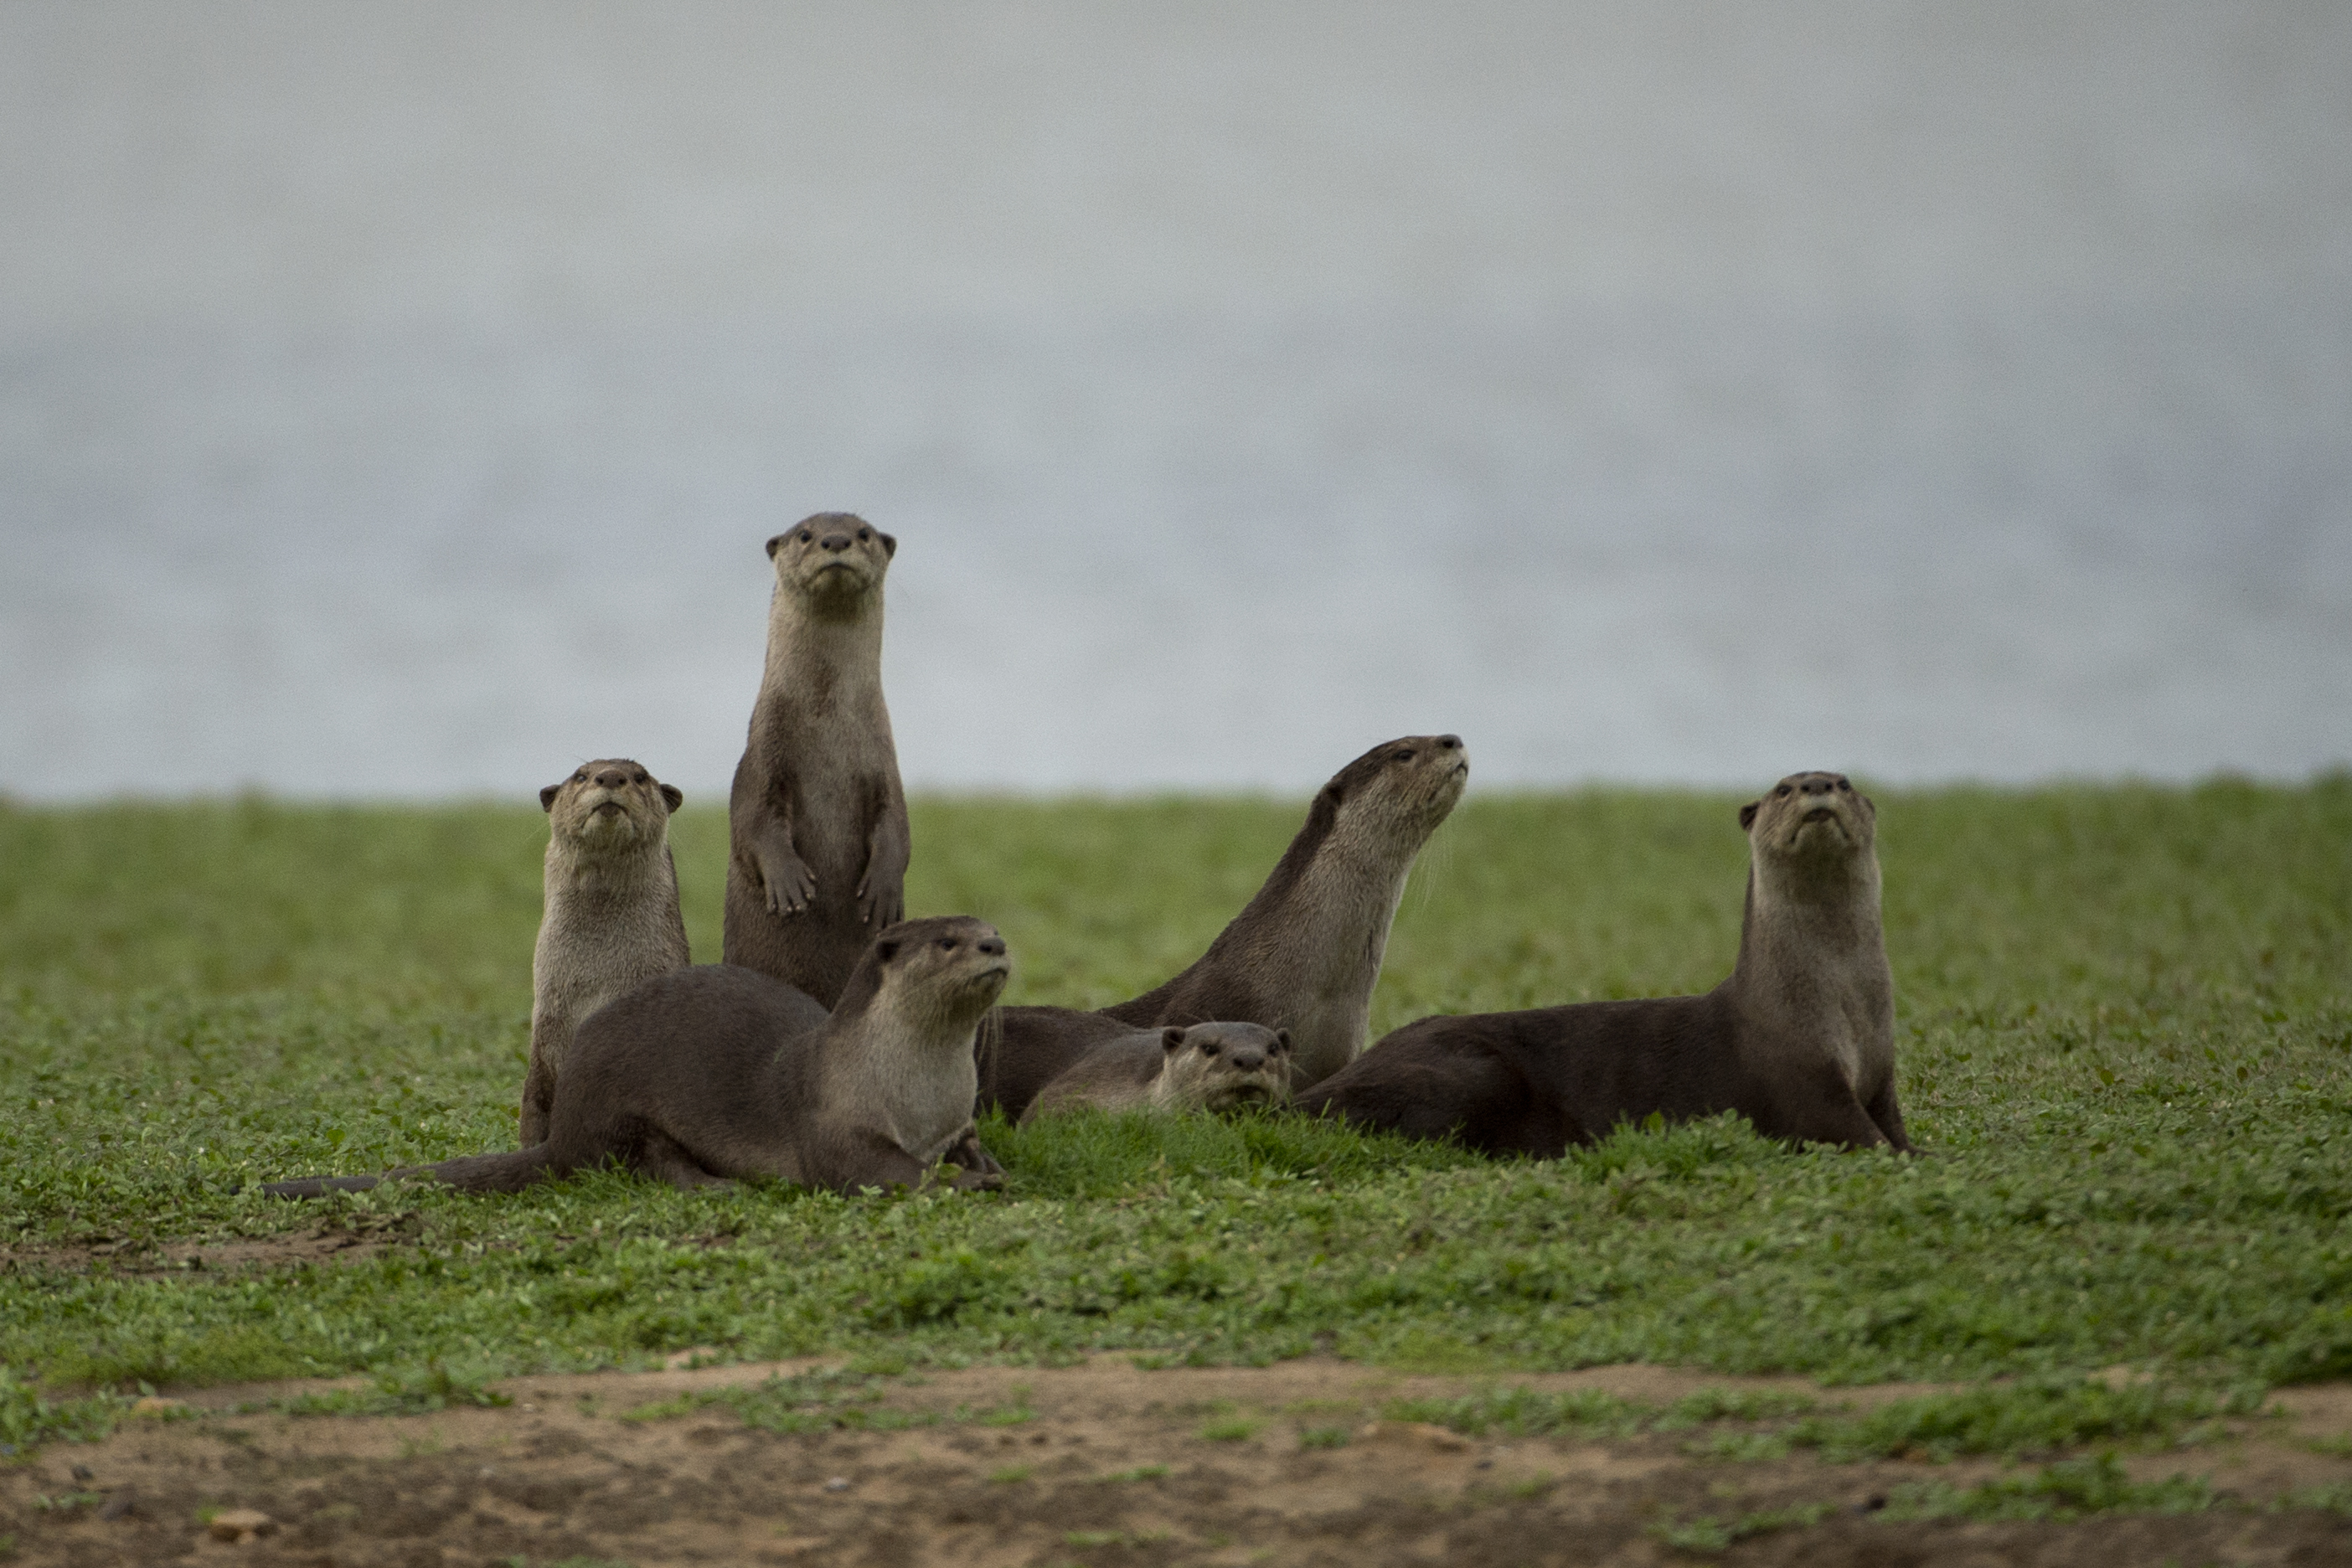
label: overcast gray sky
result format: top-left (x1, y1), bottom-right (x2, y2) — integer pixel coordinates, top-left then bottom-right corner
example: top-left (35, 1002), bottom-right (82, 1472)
top-left (4, 3), bottom-right (2348, 797)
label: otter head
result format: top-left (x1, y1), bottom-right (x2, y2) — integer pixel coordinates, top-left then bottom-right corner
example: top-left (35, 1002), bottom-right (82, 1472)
top-left (766, 512), bottom-right (895, 617)
top-left (1313, 733), bottom-right (1470, 846)
top-left (1155, 1023), bottom-right (1294, 1113)
top-left (1739, 771), bottom-right (1876, 886)
top-left (843, 916), bottom-right (1010, 1038)
top-left (539, 759), bottom-right (682, 856)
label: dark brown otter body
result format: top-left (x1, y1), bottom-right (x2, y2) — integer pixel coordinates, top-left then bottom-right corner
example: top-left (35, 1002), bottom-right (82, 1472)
top-left (723, 514), bottom-right (910, 1008)
top-left (521, 759), bottom-right (692, 1145)
top-left (979, 735), bottom-right (1467, 1118)
top-left (1020, 1023), bottom-right (1292, 1122)
top-left (1297, 771), bottom-right (1911, 1155)
top-left (264, 917), bottom-right (1009, 1198)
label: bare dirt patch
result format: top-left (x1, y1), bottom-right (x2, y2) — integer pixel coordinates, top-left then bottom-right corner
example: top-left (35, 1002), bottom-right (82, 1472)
top-left (5, 1359), bottom-right (2351, 1567)
top-left (1, 1211), bottom-right (422, 1278)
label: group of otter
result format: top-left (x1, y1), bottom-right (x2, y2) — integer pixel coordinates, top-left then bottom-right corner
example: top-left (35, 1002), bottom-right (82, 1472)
top-left (263, 515), bottom-right (1908, 1202)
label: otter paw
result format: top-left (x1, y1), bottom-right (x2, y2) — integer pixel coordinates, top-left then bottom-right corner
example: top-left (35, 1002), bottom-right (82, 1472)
top-left (946, 1164), bottom-right (1007, 1192)
top-left (766, 860), bottom-right (817, 916)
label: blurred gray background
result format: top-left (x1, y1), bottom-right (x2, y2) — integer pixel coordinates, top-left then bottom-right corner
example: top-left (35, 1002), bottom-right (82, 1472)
top-left (4, 1), bottom-right (2348, 798)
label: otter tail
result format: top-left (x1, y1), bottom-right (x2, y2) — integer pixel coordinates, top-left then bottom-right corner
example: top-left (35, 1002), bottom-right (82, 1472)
top-left (260, 1146), bottom-right (554, 1199)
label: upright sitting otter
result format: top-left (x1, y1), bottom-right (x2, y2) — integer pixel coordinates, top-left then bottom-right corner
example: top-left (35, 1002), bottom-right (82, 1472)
top-left (724, 514), bottom-right (910, 1008)
top-left (1020, 1024), bottom-right (1293, 1123)
top-left (1296, 771), bottom-right (1910, 1154)
top-left (520, 760), bottom-right (692, 1145)
top-left (263, 917), bottom-right (1010, 1198)
top-left (980, 735), bottom-right (1468, 1118)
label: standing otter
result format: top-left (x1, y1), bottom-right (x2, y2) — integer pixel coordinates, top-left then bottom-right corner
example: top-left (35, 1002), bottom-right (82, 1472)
top-left (1020, 1024), bottom-right (1293, 1123)
top-left (980, 735), bottom-right (1468, 1117)
top-left (264, 917), bottom-right (1011, 1199)
top-left (724, 514), bottom-right (910, 1008)
top-left (519, 760), bottom-right (692, 1146)
top-left (1296, 771), bottom-right (1911, 1155)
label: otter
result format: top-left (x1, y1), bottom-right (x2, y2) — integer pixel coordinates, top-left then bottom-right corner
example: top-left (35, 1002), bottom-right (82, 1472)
top-left (1019, 1024), bottom-right (1293, 1123)
top-left (723, 514), bottom-right (910, 1009)
top-left (519, 760), bottom-right (692, 1146)
top-left (979, 734), bottom-right (1468, 1118)
top-left (1295, 771), bottom-right (1911, 1155)
top-left (263, 917), bottom-right (1010, 1198)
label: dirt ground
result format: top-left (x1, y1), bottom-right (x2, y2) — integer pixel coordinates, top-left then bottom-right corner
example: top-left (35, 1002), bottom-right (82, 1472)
top-left (8, 1359), bottom-right (2352, 1568)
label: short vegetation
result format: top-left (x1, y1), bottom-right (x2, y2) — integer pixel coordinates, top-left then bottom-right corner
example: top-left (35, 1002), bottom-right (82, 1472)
top-left (2, 781), bottom-right (2349, 1414)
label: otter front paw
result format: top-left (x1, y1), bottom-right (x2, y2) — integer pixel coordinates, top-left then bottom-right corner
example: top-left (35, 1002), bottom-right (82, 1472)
top-left (946, 1163), bottom-right (1007, 1192)
top-left (856, 874), bottom-right (905, 927)
top-left (941, 1129), bottom-right (1004, 1189)
top-left (763, 853), bottom-right (817, 916)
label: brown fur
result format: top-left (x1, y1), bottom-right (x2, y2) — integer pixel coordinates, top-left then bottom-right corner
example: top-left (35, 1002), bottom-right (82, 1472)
top-left (263, 918), bottom-right (1010, 1199)
top-left (980, 735), bottom-right (1467, 1117)
top-left (520, 760), bottom-right (691, 1145)
top-left (1020, 1024), bottom-right (1293, 1122)
top-left (722, 513), bottom-right (910, 1008)
top-left (1297, 771), bottom-right (1911, 1155)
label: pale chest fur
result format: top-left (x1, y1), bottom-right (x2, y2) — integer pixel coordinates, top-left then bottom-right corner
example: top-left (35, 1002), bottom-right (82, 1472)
top-left (1259, 855), bottom-right (1411, 1082)
top-left (824, 1024), bottom-right (977, 1168)
top-left (1736, 907), bottom-right (1896, 1096)
top-left (533, 861), bottom-right (686, 1030)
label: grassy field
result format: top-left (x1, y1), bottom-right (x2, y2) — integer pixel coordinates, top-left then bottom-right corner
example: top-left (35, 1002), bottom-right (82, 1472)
top-left (3, 779), bottom-right (2349, 1418)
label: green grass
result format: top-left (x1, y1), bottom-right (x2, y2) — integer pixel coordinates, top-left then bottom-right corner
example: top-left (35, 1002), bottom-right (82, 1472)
top-left (1390, 1376), bottom-right (2261, 1460)
top-left (2, 781), bottom-right (2349, 1419)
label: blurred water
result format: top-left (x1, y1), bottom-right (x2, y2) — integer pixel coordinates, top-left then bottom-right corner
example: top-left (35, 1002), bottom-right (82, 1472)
top-left (3, 3), bottom-right (2348, 797)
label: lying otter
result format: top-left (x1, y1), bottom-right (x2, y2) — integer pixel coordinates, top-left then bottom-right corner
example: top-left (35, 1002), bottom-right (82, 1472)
top-left (1019, 1024), bottom-right (1293, 1123)
top-left (520, 760), bottom-right (691, 1146)
top-left (264, 917), bottom-right (1011, 1198)
top-left (980, 734), bottom-right (1467, 1118)
top-left (1296, 771), bottom-right (1911, 1155)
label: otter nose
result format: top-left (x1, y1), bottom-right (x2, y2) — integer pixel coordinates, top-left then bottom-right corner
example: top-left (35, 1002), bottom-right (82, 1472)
top-left (592, 766), bottom-right (631, 789)
top-left (819, 532), bottom-right (852, 552)
top-left (1231, 1049), bottom-right (1264, 1070)
top-left (977, 937), bottom-right (1006, 957)
top-left (1436, 735), bottom-right (1462, 750)
top-left (1801, 776), bottom-right (1834, 794)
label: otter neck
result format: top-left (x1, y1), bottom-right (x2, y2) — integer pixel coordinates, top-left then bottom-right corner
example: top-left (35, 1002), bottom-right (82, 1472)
top-left (1729, 849), bottom-right (1893, 1080)
top-left (1256, 817), bottom-right (1421, 1081)
top-left (816, 988), bottom-right (984, 1168)
top-left (763, 585), bottom-right (884, 702)
top-left (548, 831), bottom-right (673, 904)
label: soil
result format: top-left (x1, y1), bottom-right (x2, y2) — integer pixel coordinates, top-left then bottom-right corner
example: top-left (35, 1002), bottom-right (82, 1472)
top-left (6, 1359), bottom-right (2352, 1567)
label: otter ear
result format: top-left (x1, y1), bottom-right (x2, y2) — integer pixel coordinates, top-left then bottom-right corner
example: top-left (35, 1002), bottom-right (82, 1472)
top-left (765, 532), bottom-right (787, 560)
top-left (659, 783), bottom-right (683, 812)
top-left (539, 784), bottom-right (560, 812)
top-left (1272, 1029), bottom-right (1292, 1053)
top-left (873, 939), bottom-right (900, 965)
top-left (1163, 1027), bottom-right (1187, 1053)
top-left (1738, 800), bottom-right (1760, 830)
top-left (879, 531), bottom-right (897, 559)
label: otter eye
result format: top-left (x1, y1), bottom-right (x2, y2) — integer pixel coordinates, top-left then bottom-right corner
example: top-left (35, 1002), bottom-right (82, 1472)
top-left (798, 529), bottom-right (812, 544)
top-left (937, 937), bottom-right (957, 951)
top-left (1837, 779), bottom-right (1852, 792)
top-left (1393, 749), bottom-right (1416, 762)
top-left (1774, 784), bottom-right (1792, 797)
top-left (634, 772), bottom-right (647, 784)
top-left (572, 771), bottom-right (586, 782)
top-left (1201, 1043), bottom-right (1220, 1056)
top-left (857, 527), bottom-right (872, 541)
